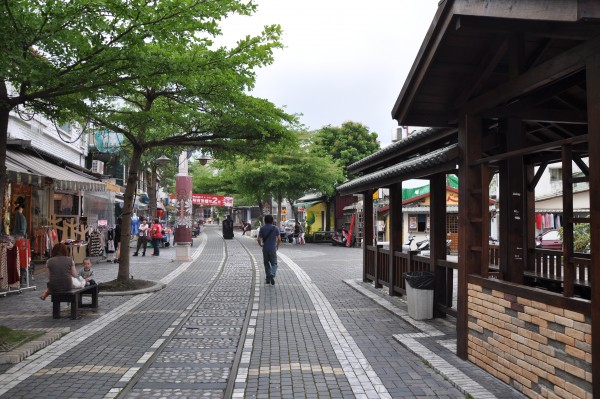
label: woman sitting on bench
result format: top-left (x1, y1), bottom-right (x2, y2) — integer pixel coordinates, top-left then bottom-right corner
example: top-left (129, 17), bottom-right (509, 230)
top-left (40, 243), bottom-right (84, 300)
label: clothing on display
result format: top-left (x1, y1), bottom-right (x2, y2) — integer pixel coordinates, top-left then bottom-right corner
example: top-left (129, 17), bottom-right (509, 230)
top-left (535, 213), bottom-right (563, 231)
top-left (131, 213), bottom-right (139, 235)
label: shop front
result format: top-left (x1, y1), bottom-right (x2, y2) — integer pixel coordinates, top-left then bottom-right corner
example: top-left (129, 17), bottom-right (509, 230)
top-left (2, 149), bottom-right (106, 296)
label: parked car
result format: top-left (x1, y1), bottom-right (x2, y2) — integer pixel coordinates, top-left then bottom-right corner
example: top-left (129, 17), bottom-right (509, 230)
top-left (536, 229), bottom-right (562, 249)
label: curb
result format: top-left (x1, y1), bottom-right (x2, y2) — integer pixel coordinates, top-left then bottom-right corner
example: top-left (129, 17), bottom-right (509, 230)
top-left (99, 281), bottom-right (166, 296)
top-left (0, 327), bottom-right (70, 364)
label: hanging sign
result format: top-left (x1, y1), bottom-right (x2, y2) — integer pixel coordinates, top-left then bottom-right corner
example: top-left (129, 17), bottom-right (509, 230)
top-left (191, 194), bottom-right (234, 207)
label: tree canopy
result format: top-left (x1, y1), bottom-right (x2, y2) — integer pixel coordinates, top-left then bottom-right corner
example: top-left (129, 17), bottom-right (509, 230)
top-left (0, 0), bottom-right (268, 215)
top-left (1, 0), bottom-right (297, 281)
top-left (310, 121), bottom-right (380, 178)
top-left (192, 134), bottom-right (344, 221)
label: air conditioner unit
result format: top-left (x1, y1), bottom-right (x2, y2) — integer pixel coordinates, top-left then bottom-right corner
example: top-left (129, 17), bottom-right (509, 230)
top-left (91, 160), bottom-right (104, 175)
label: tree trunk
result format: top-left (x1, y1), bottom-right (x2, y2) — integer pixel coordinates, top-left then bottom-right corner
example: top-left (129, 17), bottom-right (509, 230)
top-left (0, 82), bottom-right (11, 229)
top-left (277, 192), bottom-right (283, 226)
top-left (325, 199), bottom-right (332, 231)
top-left (148, 164), bottom-right (157, 220)
top-left (256, 200), bottom-right (264, 225)
top-left (117, 145), bottom-right (143, 281)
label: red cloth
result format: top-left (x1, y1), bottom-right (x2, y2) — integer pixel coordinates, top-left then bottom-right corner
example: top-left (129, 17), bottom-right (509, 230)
top-left (535, 213), bottom-right (543, 230)
top-left (6, 246), bottom-right (19, 284)
top-left (16, 239), bottom-right (30, 269)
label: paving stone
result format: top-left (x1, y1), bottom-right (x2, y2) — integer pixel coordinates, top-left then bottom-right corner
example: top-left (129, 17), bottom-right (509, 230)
top-left (0, 226), bottom-right (527, 399)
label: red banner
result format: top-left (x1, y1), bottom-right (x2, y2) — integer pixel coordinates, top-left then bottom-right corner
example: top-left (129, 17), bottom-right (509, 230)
top-left (191, 194), bottom-right (234, 207)
top-left (168, 193), bottom-right (234, 207)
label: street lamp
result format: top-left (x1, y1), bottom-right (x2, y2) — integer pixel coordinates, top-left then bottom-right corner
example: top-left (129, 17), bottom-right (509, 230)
top-left (155, 155), bottom-right (171, 167)
top-left (196, 154), bottom-right (210, 166)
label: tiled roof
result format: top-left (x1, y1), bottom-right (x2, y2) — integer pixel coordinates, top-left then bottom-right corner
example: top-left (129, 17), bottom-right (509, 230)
top-left (337, 144), bottom-right (458, 195)
top-left (347, 127), bottom-right (448, 172)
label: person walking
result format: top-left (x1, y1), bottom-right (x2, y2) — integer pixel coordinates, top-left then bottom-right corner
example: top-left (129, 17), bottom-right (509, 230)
top-left (150, 218), bottom-right (163, 256)
top-left (297, 222), bottom-right (305, 245)
top-left (133, 218), bottom-right (148, 256)
top-left (257, 215), bottom-right (280, 285)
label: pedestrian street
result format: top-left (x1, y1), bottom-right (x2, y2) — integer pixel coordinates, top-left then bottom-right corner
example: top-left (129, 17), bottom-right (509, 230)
top-left (0, 225), bottom-right (525, 398)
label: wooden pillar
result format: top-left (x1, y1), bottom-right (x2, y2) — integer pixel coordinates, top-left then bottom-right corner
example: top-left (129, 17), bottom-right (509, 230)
top-left (562, 146), bottom-right (574, 298)
top-left (389, 183), bottom-right (403, 296)
top-left (586, 53), bottom-right (600, 399)
top-left (430, 173), bottom-right (447, 318)
top-left (457, 115), bottom-right (485, 359)
top-left (526, 164), bottom-right (536, 273)
top-left (363, 190), bottom-right (374, 283)
top-left (498, 118), bottom-right (525, 284)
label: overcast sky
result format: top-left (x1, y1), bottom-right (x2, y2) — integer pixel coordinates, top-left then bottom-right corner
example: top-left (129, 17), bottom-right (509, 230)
top-left (220, 1), bottom-right (440, 147)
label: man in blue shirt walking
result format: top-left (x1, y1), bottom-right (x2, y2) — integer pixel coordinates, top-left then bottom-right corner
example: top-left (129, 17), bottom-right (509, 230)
top-left (257, 215), bottom-right (281, 285)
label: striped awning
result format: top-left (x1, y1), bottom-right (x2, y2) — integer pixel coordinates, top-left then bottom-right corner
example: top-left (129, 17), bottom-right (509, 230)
top-left (6, 150), bottom-right (105, 192)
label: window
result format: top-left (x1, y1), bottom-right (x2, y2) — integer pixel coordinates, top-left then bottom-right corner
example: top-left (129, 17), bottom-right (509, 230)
top-left (447, 214), bottom-right (458, 233)
top-left (409, 214), bottom-right (427, 232)
top-left (549, 167), bottom-right (562, 182)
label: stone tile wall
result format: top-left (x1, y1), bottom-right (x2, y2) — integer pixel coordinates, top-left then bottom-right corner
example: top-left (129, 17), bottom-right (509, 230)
top-left (467, 283), bottom-right (592, 399)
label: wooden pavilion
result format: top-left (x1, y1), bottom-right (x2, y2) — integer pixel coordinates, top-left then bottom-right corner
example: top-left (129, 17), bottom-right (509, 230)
top-left (338, 1), bottom-right (600, 397)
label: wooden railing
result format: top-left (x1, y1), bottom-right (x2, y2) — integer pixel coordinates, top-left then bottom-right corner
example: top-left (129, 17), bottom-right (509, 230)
top-left (363, 244), bottom-right (591, 317)
top-left (364, 245), bottom-right (457, 317)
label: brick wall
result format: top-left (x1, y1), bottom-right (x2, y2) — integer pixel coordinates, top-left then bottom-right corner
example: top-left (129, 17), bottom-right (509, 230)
top-left (467, 282), bottom-right (592, 399)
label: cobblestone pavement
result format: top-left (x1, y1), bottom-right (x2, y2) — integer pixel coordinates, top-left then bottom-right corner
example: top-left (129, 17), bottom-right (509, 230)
top-left (0, 225), bottom-right (526, 398)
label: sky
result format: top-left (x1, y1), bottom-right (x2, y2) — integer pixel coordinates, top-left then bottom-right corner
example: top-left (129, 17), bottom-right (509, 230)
top-left (220, 0), bottom-right (440, 147)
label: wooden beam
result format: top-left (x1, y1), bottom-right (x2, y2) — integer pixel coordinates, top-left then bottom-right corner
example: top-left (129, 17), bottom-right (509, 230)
top-left (392, 3), bottom-right (454, 123)
top-left (479, 69), bottom-right (587, 121)
top-left (389, 183), bottom-right (403, 297)
top-left (483, 108), bottom-right (588, 125)
top-left (454, 36), bottom-right (509, 106)
top-left (464, 35), bottom-right (600, 115)
top-left (526, 164), bottom-right (536, 273)
top-left (363, 191), bottom-right (374, 283)
top-left (499, 119), bottom-right (525, 285)
top-left (430, 174), bottom-right (447, 317)
top-left (562, 146), bottom-right (575, 297)
top-left (528, 161), bottom-right (548, 191)
top-left (585, 53), bottom-right (600, 399)
top-left (573, 154), bottom-right (590, 178)
top-left (454, 14), bottom-right (598, 39)
top-left (457, 114), bottom-right (484, 359)
top-left (472, 134), bottom-right (588, 165)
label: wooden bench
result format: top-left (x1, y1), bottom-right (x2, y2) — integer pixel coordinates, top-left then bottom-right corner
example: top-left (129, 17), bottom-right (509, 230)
top-left (51, 285), bottom-right (99, 319)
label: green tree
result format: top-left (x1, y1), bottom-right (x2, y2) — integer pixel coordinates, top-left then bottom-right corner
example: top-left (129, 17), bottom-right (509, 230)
top-left (1, 0), bottom-right (266, 211)
top-left (308, 121), bottom-right (379, 230)
top-left (194, 137), bottom-right (343, 224)
top-left (310, 121), bottom-right (380, 178)
top-left (1, 0), bottom-right (297, 281)
top-left (86, 30), bottom-right (295, 280)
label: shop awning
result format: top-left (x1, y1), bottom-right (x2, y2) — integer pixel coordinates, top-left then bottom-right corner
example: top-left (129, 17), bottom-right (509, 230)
top-left (6, 156), bottom-right (46, 186)
top-left (337, 144), bottom-right (458, 195)
top-left (6, 150), bottom-right (105, 192)
top-left (294, 200), bottom-right (321, 208)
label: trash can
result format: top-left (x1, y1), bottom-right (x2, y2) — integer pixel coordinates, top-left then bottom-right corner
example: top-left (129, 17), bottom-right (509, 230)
top-left (403, 271), bottom-right (435, 320)
top-left (222, 217), bottom-right (234, 239)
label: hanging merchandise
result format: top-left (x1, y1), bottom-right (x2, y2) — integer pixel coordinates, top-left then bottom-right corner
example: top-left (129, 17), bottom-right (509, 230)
top-left (535, 213), bottom-right (542, 230)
